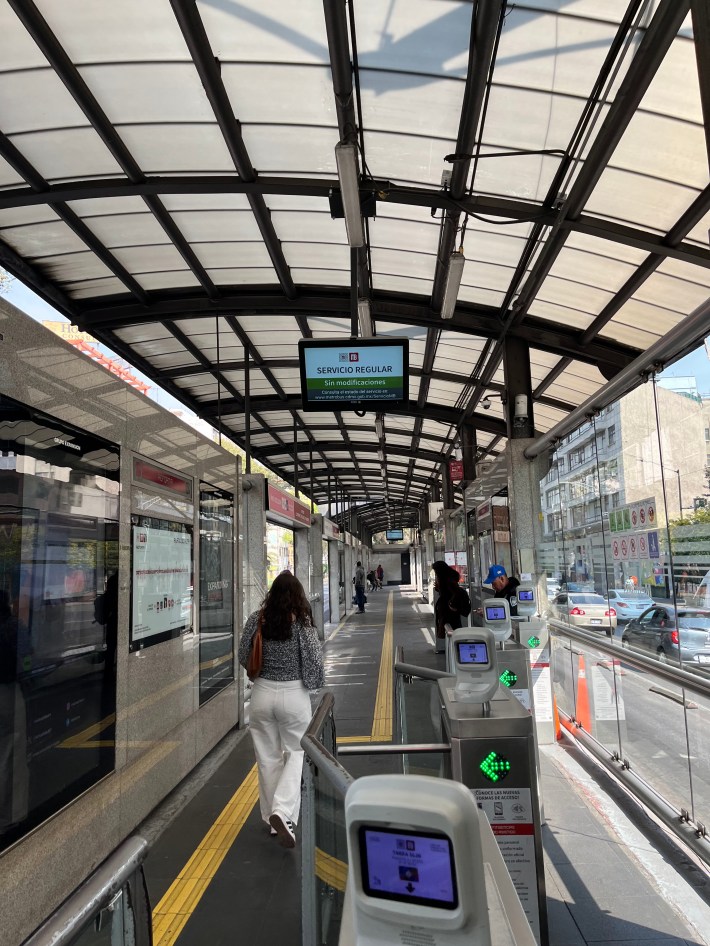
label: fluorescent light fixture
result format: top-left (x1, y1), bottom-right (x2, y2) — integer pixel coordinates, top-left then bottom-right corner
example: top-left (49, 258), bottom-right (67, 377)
top-left (375, 416), bottom-right (384, 439)
top-left (335, 141), bottom-right (365, 247)
top-left (441, 249), bottom-right (465, 320)
top-left (357, 298), bottom-right (373, 338)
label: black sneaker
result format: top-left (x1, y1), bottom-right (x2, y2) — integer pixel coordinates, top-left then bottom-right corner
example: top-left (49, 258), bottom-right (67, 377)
top-left (269, 812), bottom-right (296, 848)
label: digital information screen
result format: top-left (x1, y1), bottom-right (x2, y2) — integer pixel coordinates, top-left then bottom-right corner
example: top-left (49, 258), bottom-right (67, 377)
top-left (485, 605), bottom-right (507, 622)
top-left (456, 641), bottom-right (489, 665)
top-left (299, 338), bottom-right (409, 410)
top-left (518, 590), bottom-right (534, 601)
top-left (386, 529), bottom-right (404, 541)
top-left (360, 825), bottom-right (458, 910)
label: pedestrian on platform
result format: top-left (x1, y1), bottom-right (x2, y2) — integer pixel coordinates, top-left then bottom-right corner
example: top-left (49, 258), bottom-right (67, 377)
top-left (353, 560), bottom-right (366, 612)
top-left (238, 571), bottom-right (324, 848)
top-left (376, 563), bottom-right (384, 589)
top-left (432, 561), bottom-right (471, 653)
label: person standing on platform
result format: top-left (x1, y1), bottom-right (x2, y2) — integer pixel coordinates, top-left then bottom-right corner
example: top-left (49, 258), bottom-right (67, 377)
top-left (376, 563), bottom-right (384, 589)
top-left (432, 561), bottom-right (471, 653)
top-left (353, 561), bottom-right (366, 612)
top-left (238, 572), bottom-right (324, 848)
top-left (483, 564), bottom-right (521, 617)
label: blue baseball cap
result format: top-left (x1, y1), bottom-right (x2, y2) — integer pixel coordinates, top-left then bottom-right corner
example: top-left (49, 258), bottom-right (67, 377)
top-left (484, 564), bottom-right (507, 584)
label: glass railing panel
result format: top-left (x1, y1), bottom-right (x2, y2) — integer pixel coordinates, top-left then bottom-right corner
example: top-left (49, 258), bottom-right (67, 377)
top-left (311, 764), bottom-right (348, 946)
top-left (397, 675), bottom-right (443, 750)
top-left (681, 676), bottom-right (710, 825)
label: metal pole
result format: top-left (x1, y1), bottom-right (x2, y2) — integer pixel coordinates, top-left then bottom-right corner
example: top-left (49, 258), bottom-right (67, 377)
top-left (293, 416), bottom-right (299, 494)
top-left (310, 444), bottom-right (314, 513)
top-left (676, 468), bottom-right (683, 518)
top-left (244, 353), bottom-right (251, 473)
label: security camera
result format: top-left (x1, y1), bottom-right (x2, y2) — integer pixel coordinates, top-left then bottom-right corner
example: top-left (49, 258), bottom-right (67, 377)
top-left (482, 397), bottom-right (491, 410)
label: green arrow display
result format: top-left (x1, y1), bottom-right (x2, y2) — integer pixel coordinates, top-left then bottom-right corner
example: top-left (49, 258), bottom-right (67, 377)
top-left (499, 669), bottom-right (518, 688)
top-left (480, 751), bottom-right (511, 783)
top-left (527, 635), bottom-right (540, 648)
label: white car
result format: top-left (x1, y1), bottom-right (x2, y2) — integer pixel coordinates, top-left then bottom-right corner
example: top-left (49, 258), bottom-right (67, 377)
top-left (606, 589), bottom-right (654, 622)
top-left (549, 592), bottom-right (617, 635)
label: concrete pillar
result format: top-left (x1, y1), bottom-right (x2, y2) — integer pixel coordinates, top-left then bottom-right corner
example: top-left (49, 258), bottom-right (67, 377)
top-left (462, 423), bottom-right (477, 486)
top-left (328, 539), bottom-right (341, 625)
top-left (309, 515), bottom-right (325, 640)
top-left (422, 528), bottom-right (435, 604)
top-left (242, 474), bottom-right (268, 618)
top-left (294, 526), bottom-right (310, 594)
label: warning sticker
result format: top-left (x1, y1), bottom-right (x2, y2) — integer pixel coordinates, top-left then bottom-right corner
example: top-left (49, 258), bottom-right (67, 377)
top-left (473, 787), bottom-right (540, 943)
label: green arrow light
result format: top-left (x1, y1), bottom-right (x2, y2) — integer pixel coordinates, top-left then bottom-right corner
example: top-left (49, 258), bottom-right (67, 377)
top-left (527, 635), bottom-right (540, 648)
top-left (480, 751), bottom-right (511, 783)
top-left (499, 669), bottom-right (518, 688)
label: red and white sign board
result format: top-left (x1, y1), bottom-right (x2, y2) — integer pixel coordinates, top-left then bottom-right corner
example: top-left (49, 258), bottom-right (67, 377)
top-left (133, 458), bottom-right (193, 499)
top-left (322, 518), bottom-right (341, 540)
top-left (620, 536), bottom-right (629, 560)
top-left (638, 533), bottom-right (649, 560)
top-left (612, 538), bottom-right (621, 562)
top-left (630, 504), bottom-right (640, 529)
top-left (628, 534), bottom-right (638, 559)
top-left (266, 483), bottom-right (311, 526)
top-left (646, 499), bottom-right (657, 527)
top-left (449, 459), bottom-right (464, 483)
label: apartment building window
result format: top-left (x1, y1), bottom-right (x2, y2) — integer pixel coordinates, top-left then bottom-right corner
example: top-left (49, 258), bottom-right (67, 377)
top-left (705, 427), bottom-right (710, 442)
top-left (608, 424), bottom-right (617, 446)
top-left (612, 492), bottom-right (620, 508)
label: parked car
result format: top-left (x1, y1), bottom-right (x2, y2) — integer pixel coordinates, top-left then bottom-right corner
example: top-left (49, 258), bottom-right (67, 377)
top-left (546, 579), bottom-right (560, 599)
top-left (621, 605), bottom-right (710, 663)
top-left (549, 592), bottom-right (617, 634)
top-left (606, 589), bottom-right (655, 623)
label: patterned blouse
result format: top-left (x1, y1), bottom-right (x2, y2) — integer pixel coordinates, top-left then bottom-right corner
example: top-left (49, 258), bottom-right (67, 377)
top-left (238, 609), bottom-right (325, 690)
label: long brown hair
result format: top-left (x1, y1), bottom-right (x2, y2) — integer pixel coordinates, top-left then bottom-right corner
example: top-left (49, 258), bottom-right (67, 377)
top-left (261, 571), bottom-right (313, 640)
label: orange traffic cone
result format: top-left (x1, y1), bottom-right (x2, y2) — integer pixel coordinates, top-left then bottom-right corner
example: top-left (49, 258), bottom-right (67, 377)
top-left (552, 695), bottom-right (562, 741)
top-left (575, 654), bottom-right (592, 732)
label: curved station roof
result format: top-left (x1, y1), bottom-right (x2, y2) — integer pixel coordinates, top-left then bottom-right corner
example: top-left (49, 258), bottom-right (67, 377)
top-left (0, 0), bottom-right (708, 534)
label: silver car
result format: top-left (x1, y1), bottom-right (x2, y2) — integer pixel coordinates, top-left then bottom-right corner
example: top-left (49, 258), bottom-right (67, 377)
top-left (606, 589), bottom-right (654, 623)
top-left (550, 592), bottom-right (617, 634)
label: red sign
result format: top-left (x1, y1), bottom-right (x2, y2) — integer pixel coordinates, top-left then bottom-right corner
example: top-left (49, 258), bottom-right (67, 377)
top-left (266, 483), bottom-right (311, 526)
top-left (449, 459), bottom-right (464, 483)
top-left (133, 458), bottom-right (192, 498)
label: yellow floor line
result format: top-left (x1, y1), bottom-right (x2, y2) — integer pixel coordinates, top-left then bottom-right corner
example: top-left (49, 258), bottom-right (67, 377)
top-left (371, 592), bottom-right (394, 743)
top-left (315, 846), bottom-right (348, 892)
top-left (152, 764), bottom-right (259, 946)
top-left (336, 735), bottom-right (373, 745)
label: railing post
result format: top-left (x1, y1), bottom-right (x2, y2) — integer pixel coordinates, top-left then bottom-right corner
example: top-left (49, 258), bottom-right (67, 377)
top-left (301, 760), bottom-right (318, 946)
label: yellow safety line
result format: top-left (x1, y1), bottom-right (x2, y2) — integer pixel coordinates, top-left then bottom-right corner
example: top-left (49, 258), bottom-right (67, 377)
top-left (315, 847), bottom-right (348, 892)
top-left (152, 764), bottom-right (259, 946)
top-left (336, 735), bottom-right (372, 744)
top-left (326, 611), bottom-right (352, 642)
top-left (371, 592), bottom-right (394, 742)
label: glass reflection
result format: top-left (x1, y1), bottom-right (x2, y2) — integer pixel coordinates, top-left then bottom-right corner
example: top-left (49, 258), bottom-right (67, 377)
top-left (0, 393), bottom-right (119, 853)
top-left (199, 484), bottom-right (235, 705)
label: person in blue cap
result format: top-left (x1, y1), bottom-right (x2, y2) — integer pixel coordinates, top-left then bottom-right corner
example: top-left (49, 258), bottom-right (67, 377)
top-left (484, 564), bottom-right (520, 617)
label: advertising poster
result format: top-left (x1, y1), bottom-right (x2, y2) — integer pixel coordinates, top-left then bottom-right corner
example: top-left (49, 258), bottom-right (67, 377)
top-left (622, 507), bottom-right (632, 531)
top-left (131, 521), bottom-right (192, 649)
top-left (630, 504), bottom-right (639, 529)
top-left (611, 537), bottom-right (621, 561)
top-left (648, 530), bottom-right (660, 558)
top-left (628, 534), bottom-right (638, 559)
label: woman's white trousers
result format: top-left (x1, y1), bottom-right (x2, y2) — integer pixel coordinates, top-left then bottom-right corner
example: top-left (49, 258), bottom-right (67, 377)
top-left (249, 678), bottom-right (312, 825)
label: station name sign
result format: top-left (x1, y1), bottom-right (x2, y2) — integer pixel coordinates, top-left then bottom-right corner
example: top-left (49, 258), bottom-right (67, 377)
top-left (266, 482), bottom-right (311, 527)
top-left (133, 457), bottom-right (193, 499)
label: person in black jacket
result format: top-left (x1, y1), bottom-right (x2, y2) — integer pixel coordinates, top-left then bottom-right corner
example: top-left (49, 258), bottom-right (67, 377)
top-left (432, 561), bottom-right (471, 654)
top-left (483, 564), bottom-right (520, 617)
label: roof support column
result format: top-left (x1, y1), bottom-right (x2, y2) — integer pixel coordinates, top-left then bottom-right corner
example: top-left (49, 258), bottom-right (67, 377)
top-left (462, 423), bottom-right (477, 486)
top-left (442, 462), bottom-right (455, 509)
top-left (244, 353), bottom-right (251, 474)
top-left (293, 416), bottom-right (299, 493)
top-left (503, 335), bottom-right (535, 441)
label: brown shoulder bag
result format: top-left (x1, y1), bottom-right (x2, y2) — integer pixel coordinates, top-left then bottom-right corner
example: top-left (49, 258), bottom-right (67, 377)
top-left (246, 611), bottom-right (264, 680)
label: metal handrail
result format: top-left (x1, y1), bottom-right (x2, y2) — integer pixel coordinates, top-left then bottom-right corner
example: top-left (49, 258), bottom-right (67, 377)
top-left (22, 836), bottom-right (148, 946)
top-left (339, 743), bottom-right (450, 756)
top-left (394, 660), bottom-right (453, 682)
top-left (548, 618), bottom-right (710, 701)
top-left (301, 692), bottom-right (355, 799)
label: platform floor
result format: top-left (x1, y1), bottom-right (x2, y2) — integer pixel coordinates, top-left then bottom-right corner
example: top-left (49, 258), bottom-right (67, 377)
top-left (143, 587), bottom-right (710, 946)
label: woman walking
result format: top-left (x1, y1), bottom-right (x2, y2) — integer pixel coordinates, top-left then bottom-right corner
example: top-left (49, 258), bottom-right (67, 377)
top-left (238, 572), bottom-right (324, 848)
top-left (432, 561), bottom-right (471, 653)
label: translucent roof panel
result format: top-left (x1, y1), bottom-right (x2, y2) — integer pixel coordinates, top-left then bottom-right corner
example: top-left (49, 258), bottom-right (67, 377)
top-left (0, 0), bottom-right (705, 523)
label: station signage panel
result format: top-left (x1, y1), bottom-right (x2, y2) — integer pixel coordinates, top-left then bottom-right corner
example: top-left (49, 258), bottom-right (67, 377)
top-left (266, 482), bottom-right (311, 527)
top-left (298, 338), bottom-right (409, 410)
top-left (449, 459), bottom-right (464, 483)
top-left (133, 457), bottom-right (193, 499)
top-left (323, 518), bottom-right (341, 540)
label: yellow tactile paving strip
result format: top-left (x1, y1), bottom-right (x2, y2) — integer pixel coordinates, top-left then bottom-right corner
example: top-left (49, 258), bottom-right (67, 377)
top-left (315, 846), bottom-right (348, 892)
top-left (152, 764), bottom-right (259, 946)
top-left (370, 592), bottom-right (394, 743)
